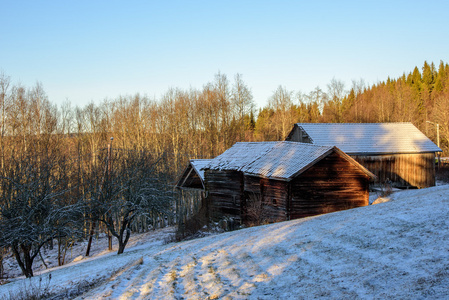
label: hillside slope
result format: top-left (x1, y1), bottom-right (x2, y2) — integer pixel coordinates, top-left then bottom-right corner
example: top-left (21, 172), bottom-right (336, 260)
top-left (1, 185), bottom-right (449, 299)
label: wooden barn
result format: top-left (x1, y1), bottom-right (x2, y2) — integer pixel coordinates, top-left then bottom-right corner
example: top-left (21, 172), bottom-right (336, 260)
top-left (285, 123), bottom-right (442, 188)
top-left (194, 141), bottom-right (375, 225)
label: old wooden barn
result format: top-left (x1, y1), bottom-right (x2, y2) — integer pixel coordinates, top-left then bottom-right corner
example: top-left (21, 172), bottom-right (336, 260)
top-left (286, 123), bottom-right (442, 188)
top-left (180, 141), bottom-right (374, 225)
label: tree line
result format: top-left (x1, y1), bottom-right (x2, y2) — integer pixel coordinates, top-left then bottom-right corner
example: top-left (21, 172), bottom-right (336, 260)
top-left (1, 61), bottom-right (448, 278)
top-left (255, 61), bottom-right (449, 153)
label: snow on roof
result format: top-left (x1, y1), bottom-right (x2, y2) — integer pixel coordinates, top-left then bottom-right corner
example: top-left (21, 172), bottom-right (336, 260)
top-left (175, 159), bottom-right (212, 190)
top-left (293, 123), bottom-right (442, 154)
top-left (204, 142), bottom-right (279, 172)
top-left (203, 141), bottom-right (339, 180)
top-left (190, 159), bottom-right (211, 182)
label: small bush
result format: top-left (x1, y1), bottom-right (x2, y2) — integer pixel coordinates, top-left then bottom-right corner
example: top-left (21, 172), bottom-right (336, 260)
top-left (7, 274), bottom-right (52, 300)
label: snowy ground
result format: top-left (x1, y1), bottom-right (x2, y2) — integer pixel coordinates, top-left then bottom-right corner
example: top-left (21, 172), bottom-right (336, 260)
top-left (1, 185), bottom-right (449, 299)
top-left (0, 226), bottom-right (176, 281)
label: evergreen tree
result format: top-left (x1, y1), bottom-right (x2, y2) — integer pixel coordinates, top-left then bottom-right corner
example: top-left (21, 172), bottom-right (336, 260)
top-left (434, 61), bottom-right (446, 92)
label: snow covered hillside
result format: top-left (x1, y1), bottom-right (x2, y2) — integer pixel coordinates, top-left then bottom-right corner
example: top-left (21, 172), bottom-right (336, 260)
top-left (1, 185), bottom-right (449, 299)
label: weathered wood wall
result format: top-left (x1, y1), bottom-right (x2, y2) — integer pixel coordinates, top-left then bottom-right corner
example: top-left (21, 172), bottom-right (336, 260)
top-left (204, 170), bottom-right (243, 221)
top-left (290, 152), bottom-right (370, 219)
top-left (286, 126), bottom-right (312, 143)
top-left (243, 175), bottom-right (288, 223)
top-left (352, 153), bottom-right (436, 188)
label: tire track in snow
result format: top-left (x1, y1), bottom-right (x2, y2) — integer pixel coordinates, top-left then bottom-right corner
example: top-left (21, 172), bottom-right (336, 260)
top-left (139, 255), bottom-right (182, 299)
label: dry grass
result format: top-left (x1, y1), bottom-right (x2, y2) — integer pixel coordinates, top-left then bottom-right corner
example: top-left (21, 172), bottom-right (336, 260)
top-left (6, 274), bottom-right (52, 300)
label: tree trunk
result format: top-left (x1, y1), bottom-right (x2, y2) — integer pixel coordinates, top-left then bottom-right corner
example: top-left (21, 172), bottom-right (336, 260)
top-left (85, 221), bottom-right (96, 257)
top-left (108, 215), bottom-right (114, 251)
top-left (108, 234), bottom-right (113, 251)
top-left (0, 250), bottom-right (4, 279)
top-left (117, 227), bottom-right (131, 255)
top-left (12, 245), bottom-right (34, 278)
top-left (58, 237), bottom-right (63, 266)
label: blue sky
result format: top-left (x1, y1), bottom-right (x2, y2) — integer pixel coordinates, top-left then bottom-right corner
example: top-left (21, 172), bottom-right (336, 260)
top-left (1, 0), bottom-right (448, 109)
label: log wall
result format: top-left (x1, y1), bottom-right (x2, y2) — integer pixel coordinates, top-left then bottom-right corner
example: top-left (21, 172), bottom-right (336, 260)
top-left (243, 175), bottom-right (288, 223)
top-left (290, 152), bottom-right (370, 219)
top-left (204, 170), bottom-right (243, 221)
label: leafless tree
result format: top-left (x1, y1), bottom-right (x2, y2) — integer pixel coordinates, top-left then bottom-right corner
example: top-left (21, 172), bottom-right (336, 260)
top-left (86, 149), bottom-right (175, 254)
top-left (325, 78), bottom-right (346, 122)
top-left (0, 73), bottom-right (11, 174)
top-left (231, 73), bottom-right (254, 140)
top-left (0, 144), bottom-right (83, 278)
top-left (269, 85), bottom-right (296, 140)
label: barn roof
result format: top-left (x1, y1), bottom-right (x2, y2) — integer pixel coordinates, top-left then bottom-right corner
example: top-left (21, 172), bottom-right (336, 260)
top-left (286, 123), bottom-right (442, 155)
top-left (203, 141), bottom-right (374, 181)
top-left (176, 159), bottom-right (211, 190)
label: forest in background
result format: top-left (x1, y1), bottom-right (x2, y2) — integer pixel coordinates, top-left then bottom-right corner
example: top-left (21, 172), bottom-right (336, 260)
top-left (1, 61), bottom-right (448, 170)
top-left (0, 61), bottom-right (448, 278)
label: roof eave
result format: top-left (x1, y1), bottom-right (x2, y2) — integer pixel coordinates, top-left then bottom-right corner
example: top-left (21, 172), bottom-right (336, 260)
top-left (348, 150), bottom-right (442, 156)
top-left (242, 172), bottom-right (290, 182)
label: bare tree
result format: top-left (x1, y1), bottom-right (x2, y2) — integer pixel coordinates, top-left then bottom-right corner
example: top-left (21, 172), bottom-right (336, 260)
top-left (325, 78), bottom-right (346, 122)
top-left (269, 86), bottom-right (295, 140)
top-left (306, 86), bottom-right (327, 115)
top-left (231, 73), bottom-right (254, 140)
top-left (232, 74), bottom-right (254, 120)
top-left (59, 99), bottom-right (75, 136)
top-left (0, 144), bottom-right (83, 277)
top-left (87, 149), bottom-right (175, 254)
top-left (0, 70), bottom-right (5, 272)
top-left (0, 73), bottom-right (11, 173)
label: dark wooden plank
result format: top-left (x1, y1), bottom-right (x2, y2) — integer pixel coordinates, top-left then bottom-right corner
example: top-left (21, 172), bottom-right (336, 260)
top-left (289, 152), bottom-right (369, 220)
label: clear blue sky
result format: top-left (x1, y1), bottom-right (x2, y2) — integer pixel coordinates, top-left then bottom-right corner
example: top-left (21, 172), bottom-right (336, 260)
top-left (1, 0), bottom-right (448, 109)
